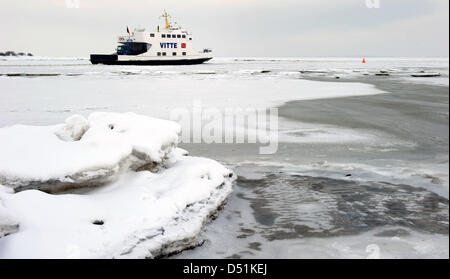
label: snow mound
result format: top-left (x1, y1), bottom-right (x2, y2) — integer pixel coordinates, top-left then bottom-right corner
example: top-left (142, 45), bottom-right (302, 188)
top-left (0, 155), bottom-right (235, 258)
top-left (0, 112), bottom-right (181, 193)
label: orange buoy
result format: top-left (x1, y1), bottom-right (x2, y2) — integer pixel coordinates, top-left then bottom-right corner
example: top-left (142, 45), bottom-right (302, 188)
top-left (362, 58), bottom-right (366, 63)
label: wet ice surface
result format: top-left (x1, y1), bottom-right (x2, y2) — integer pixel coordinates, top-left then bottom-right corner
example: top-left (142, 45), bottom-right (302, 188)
top-left (0, 57), bottom-right (448, 258)
top-left (173, 167), bottom-right (448, 259)
top-left (238, 172), bottom-right (448, 237)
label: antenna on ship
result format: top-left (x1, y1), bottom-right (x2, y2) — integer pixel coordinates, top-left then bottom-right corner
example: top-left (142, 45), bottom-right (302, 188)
top-left (160, 10), bottom-right (171, 30)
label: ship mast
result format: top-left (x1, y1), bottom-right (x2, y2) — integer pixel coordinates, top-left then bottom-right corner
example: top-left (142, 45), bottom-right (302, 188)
top-left (160, 10), bottom-right (171, 30)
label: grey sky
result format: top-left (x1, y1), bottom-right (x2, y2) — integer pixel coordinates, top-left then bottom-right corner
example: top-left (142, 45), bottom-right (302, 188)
top-left (0, 0), bottom-right (448, 57)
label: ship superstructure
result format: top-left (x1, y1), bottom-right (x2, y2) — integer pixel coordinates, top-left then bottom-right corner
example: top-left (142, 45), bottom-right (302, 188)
top-left (90, 11), bottom-right (212, 65)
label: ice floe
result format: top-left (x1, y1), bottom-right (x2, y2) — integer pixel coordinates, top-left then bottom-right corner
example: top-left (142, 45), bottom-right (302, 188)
top-left (0, 112), bottom-right (235, 258)
top-left (0, 112), bottom-right (181, 192)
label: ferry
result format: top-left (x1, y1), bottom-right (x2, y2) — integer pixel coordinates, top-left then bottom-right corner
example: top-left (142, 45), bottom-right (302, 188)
top-left (90, 11), bottom-right (212, 65)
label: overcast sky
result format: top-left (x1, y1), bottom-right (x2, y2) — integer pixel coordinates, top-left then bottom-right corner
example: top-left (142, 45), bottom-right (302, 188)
top-left (0, 0), bottom-right (448, 57)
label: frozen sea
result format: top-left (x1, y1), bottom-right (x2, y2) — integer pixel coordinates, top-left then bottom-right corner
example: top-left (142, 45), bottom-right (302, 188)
top-left (0, 56), bottom-right (448, 258)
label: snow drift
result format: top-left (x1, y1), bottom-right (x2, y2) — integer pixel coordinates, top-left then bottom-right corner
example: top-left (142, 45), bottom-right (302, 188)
top-left (0, 112), bottom-right (181, 193)
top-left (0, 112), bottom-right (235, 258)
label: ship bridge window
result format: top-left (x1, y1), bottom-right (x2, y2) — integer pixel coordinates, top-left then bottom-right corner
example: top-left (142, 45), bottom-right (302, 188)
top-left (162, 34), bottom-right (166, 38)
top-left (150, 33), bottom-right (155, 37)
top-left (117, 42), bottom-right (150, 55)
top-left (171, 34), bottom-right (176, 38)
top-left (189, 38), bottom-right (192, 40)
top-left (182, 35), bottom-right (186, 38)
top-left (177, 35), bottom-right (181, 38)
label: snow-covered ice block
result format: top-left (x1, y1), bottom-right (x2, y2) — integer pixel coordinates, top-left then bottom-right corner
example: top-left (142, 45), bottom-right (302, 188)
top-left (0, 155), bottom-right (235, 259)
top-left (0, 112), bottom-right (181, 193)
